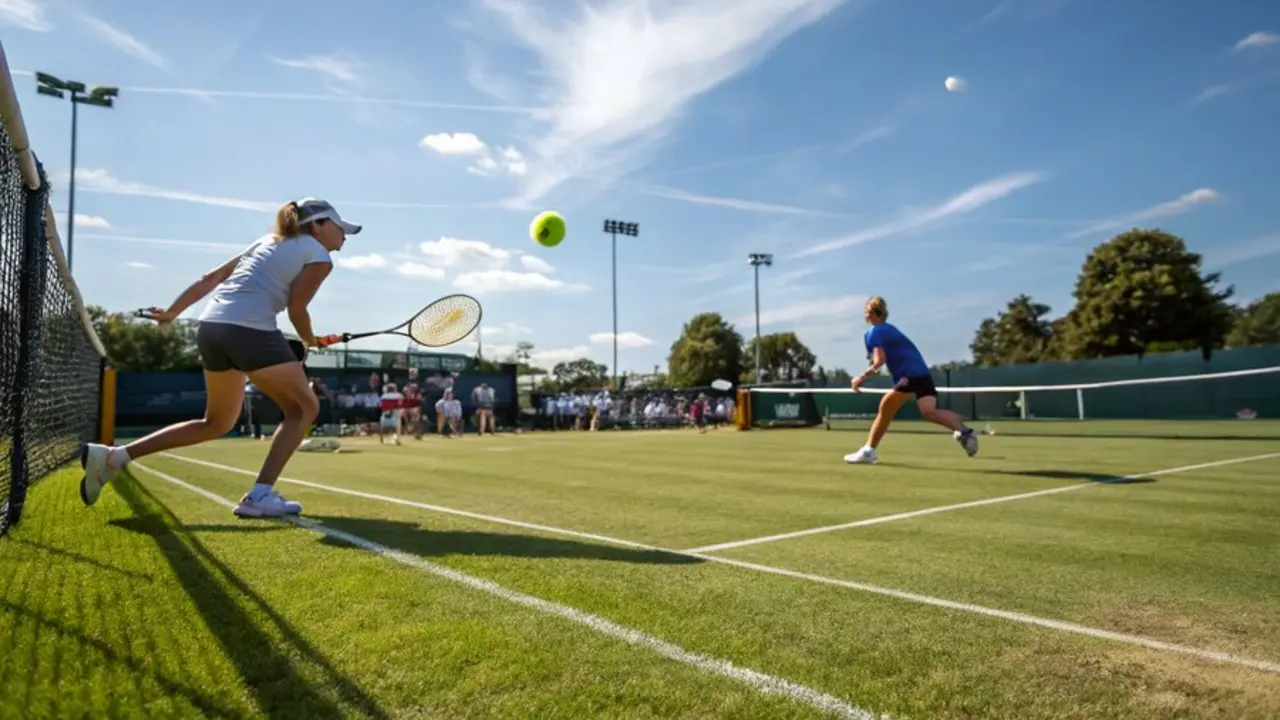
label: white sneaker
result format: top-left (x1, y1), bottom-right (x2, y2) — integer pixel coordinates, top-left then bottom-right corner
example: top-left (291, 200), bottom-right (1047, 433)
top-left (80, 444), bottom-right (124, 506)
top-left (844, 446), bottom-right (879, 464)
top-left (955, 429), bottom-right (979, 457)
top-left (233, 490), bottom-right (303, 518)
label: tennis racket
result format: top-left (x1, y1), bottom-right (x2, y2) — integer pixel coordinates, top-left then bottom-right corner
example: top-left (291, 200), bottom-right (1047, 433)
top-left (317, 293), bottom-right (482, 348)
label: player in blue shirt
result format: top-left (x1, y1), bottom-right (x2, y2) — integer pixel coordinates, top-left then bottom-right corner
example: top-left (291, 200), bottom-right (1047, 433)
top-left (846, 296), bottom-right (979, 464)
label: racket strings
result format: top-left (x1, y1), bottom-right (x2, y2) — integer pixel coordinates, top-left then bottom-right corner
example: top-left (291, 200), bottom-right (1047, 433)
top-left (408, 294), bottom-right (482, 347)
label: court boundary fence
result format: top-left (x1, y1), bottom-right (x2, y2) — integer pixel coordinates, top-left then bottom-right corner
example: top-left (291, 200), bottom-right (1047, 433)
top-left (1, 41), bottom-right (112, 536)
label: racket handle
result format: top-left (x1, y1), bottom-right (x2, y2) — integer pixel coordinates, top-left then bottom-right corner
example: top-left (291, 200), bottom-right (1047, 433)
top-left (316, 334), bottom-right (346, 348)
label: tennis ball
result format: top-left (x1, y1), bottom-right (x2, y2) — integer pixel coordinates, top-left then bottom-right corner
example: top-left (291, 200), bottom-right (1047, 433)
top-left (530, 211), bottom-right (566, 247)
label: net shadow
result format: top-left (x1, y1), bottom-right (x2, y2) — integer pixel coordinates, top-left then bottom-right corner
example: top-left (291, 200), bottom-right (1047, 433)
top-left (110, 471), bottom-right (391, 720)
top-left (307, 515), bottom-right (702, 566)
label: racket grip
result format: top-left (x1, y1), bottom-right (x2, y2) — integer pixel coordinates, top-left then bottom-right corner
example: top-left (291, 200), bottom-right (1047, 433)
top-left (316, 334), bottom-right (344, 348)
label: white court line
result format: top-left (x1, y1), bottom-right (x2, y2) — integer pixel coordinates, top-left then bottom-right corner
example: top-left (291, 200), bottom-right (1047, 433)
top-left (131, 463), bottom-right (882, 720)
top-left (157, 451), bottom-right (1280, 674)
top-left (683, 453), bottom-right (1280, 553)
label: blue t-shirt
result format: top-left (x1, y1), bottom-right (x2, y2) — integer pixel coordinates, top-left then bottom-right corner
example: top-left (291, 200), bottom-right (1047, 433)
top-left (864, 323), bottom-right (929, 381)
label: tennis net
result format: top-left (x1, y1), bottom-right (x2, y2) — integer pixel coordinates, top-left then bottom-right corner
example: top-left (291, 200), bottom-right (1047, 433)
top-left (1, 42), bottom-right (110, 536)
top-left (743, 366), bottom-right (1280, 440)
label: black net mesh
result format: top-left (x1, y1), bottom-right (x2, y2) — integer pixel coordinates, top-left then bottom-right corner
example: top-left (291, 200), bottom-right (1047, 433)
top-left (0, 117), bottom-right (105, 536)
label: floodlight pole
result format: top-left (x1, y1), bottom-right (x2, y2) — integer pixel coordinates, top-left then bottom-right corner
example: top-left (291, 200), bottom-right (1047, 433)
top-left (35, 73), bottom-right (118, 274)
top-left (603, 219), bottom-right (639, 391)
top-left (748, 253), bottom-right (773, 384)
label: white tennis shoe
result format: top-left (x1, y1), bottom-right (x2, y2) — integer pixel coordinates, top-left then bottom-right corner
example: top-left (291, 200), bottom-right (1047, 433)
top-left (233, 490), bottom-right (303, 518)
top-left (80, 443), bottom-right (124, 506)
top-left (844, 446), bottom-right (879, 464)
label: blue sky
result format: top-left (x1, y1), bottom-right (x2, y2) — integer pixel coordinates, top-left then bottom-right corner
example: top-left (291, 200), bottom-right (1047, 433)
top-left (3, 0), bottom-right (1279, 374)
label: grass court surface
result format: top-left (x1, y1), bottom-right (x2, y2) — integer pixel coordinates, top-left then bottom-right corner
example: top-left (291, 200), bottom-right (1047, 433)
top-left (2, 421), bottom-right (1278, 719)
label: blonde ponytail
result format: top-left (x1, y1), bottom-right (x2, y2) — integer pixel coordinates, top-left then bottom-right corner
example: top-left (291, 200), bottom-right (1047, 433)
top-left (272, 201), bottom-right (301, 240)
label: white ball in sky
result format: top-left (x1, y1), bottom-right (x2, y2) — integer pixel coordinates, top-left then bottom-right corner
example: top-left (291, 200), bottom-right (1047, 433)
top-left (944, 76), bottom-right (966, 92)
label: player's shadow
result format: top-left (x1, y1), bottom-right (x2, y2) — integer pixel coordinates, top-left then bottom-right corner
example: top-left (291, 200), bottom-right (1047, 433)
top-left (893, 464), bottom-right (1156, 484)
top-left (110, 472), bottom-right (391, 720)
top-left (307, 515), bottom-right (702, 566)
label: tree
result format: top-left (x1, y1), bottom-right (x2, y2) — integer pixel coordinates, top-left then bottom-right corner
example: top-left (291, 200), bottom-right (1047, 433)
top-left (89, 305), bottom-right (201, 372)
top-left (969, 295), bottom-right (1055, 366)
top-left (1060, 229), bottom-right (1234, 359)
top-left (550, 358), bottom-right (608, 391)
top-left (667, 312), bottom-right (745, 387)
top-left (1225, 292), bottom-right (1280, 347)
top-left (744, 332), bottom-right (816, 382)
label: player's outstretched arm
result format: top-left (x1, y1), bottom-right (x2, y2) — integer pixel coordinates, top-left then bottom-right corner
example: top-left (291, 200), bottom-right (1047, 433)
top-left (150, 251), bottom-right (244, 322)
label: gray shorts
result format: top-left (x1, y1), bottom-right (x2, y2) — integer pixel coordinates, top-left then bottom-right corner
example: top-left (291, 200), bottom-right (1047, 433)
top-left (197, 321), bottom-right (305, 372)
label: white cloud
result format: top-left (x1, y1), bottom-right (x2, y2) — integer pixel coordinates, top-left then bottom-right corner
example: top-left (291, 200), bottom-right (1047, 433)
top-left (125, 261), bottom-right (154, 270)
top-left (793, 171), bottom-right (1050, 258)
top-left (396, 262), bottom-right (446, 280)
top-left (420, 132), bottom-right (488, 155)
top-left (1234, 31), bottom-right (1278, 50)
top-left (590, 332), bottom-right (654, 348)
top-left (94, 84), bottom-right (536, 113)
top-left (73, 214), bottom-right (111, 229)
top-left (270, 53), bottom-right (363, 84)
top-left (453, 270), bottom-right (589, 294)
top-left (75, 168), bottom-right (278, 212)
top-left (520, 254), bottom-right (555, 273)
top-left (76, 13), bottom-right (167, 69)
top-left (1191, 85), bottom-right (1234, 106)
top-left (335, 253), bottom-right (389, 270)
top-left (637, 184), bottom-right (845, 217)
top-left (419, 237), bottom-right (511, 267)
top-left (1066, 188), bottom-right (1220, 239)
top-left (737, 293), bottom-right (869, 327)
top-left (482, 321), bottom-right (534, 337)
top-left (474, 0), bottom-right (850, 206)
top-left (76, 233), bottom-right (245, 254)
top-left (529, 346), bottom-right (592, 365)
top-left (0, 0), bottom-right (51, 31)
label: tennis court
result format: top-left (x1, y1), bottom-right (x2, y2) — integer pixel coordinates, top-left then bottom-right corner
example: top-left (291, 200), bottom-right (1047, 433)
top-left (4, 422), bottom-right (1278, 719)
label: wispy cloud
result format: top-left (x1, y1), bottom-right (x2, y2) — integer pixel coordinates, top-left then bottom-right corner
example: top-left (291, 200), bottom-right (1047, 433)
top-left (1190, 84), bottom-right (1234, 106)
top-left (1204, 233), bottom-right (1280, 269)
top-left (482, 321), bottom-right (534, 337)
top-left (1234, 31), bottom-right (1278, 51)
top-left (736, 293), bottom-right (869, 327)
top-left (419, 237), bottom-right (511, 268)
top-left (69, 84), bottom-right (537, 114)
top-left (75, 233), bottom-right (245, 254)
top-left (0, 0), bottom-right (51, 31)
top-left (420, 133), bottom-right (527, 177)
top-left (453, 269), bottom-right (590, 294)
top-left (335, 253), bottom-right (389, 270)
top-left (520, 255), bottom-right (555, 274)
top-left (637, 184), bottom-right (846, 217)
top-left (474, 0), bottom-right (852, 206)
top-left (653, 124), bottom-right (893, 179)
top-left (125, 261), bottom-right (154, 270)
top-left (1066, 188), bottom-right (1220, 239)
top-left (336, 253), bottom-right (447, 280)
top-left (270, 53), bottom-right (364, 85)
top-left (75, 13), bottom-right (167, 69)
top-left (792, 171), bottom-right (1050, 258)
top-left (590, 332), bottom-right (654, 348)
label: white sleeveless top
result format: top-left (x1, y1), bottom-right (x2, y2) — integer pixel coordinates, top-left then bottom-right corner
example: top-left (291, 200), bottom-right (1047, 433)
top-left (199, 234), bottom-right (331, 332)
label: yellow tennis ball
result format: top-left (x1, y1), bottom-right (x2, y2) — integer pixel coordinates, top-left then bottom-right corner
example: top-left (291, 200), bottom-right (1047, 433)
top-left (530, 211), bottom-right (566, 247)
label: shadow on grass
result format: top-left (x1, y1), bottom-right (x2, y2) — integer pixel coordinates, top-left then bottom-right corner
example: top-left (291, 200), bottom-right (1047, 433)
top-left (892, 464), bottom-right (1157, 484)
top-left (10, 538), bottom-right (154, 582)
top-left (111, 471), bottom-right (390, 720)
top-left (307, 515), bottom-right (703, 566)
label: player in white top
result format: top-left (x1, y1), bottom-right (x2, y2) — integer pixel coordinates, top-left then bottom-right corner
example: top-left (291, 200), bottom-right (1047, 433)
top-left (379, 382), bottom-right (404, 445)
top-left (79, 198), bottom-right (359, 518)
top-left (436, 390), bottom-right (463, 437)
top-left (590, 391), bottom-right (609, 431)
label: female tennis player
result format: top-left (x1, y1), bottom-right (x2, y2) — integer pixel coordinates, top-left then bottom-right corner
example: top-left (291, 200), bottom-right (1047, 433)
top-left (79, 197), bottom-right (361, 517)
top-left (846, 296), bottom-right (979, 464)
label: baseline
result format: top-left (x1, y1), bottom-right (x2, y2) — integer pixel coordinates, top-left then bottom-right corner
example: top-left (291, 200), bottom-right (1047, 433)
top-left (132, 462), bottom-right (881, 720)
top-left (156, 452), bottom-right (1280, 675)
top-left (682, 452), bottom-right (1280, 553)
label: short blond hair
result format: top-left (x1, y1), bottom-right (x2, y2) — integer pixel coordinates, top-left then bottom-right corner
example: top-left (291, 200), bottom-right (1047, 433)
top-left (272, 201), bottom-right (302, 240)
top-left (865, 296), bottom-right (888, 320)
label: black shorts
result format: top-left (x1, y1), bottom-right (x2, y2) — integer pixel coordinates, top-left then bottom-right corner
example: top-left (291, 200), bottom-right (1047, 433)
top-left (893, 375), bottom-right (938, 398)
top-left (196, 321), bottom-right (306, 373)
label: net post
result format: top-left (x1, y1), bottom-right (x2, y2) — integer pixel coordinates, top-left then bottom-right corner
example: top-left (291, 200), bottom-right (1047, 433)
top-left (97, 359), bottom-right (116, 445)
top-left (1019, 390), bottom-right (1028, 420)
top-left (735, 388), bottom-right (750, 430)
top-left (1076, 387), bottom-right (1085, 421)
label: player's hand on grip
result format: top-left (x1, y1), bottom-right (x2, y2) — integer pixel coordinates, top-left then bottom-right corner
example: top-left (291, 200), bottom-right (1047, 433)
top-left (850, 375), bottom-right (865, 393)
top-left (314, 334), bottom-right (344, 348)
top-left (137, 307), bottom-right (179, 325)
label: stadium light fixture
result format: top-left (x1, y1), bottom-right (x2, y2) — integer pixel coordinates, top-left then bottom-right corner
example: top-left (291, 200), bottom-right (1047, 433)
top-left (747, 253), bottom-right (774, 384)
top-left (602, 219), bottom-right (640, 390)
top-left (35, 72), bottom-right (118, 274)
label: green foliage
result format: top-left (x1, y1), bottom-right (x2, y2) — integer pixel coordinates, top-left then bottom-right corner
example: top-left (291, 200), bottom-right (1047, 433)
top-left (666, 312), bottom-right (745, 387)
top-left (1225, 292), bottom-right (1280, 348)
top-left (1063, 229), bottom-right (1234, 359)
top-left (970, 295), bottom-right (1055, 367)
top-left (89, 305), bottom-right (201, 372)
top-left (550, 358), bottom-right (609, 392)
top-left (744, 332), bottom-right (816, 382)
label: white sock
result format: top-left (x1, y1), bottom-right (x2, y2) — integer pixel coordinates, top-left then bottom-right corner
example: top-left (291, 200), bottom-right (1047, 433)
top-left (249, 483), bottom-right (274, 501)
top-left (107, 446), bottom-right (131, 468)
